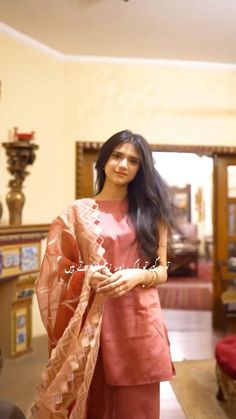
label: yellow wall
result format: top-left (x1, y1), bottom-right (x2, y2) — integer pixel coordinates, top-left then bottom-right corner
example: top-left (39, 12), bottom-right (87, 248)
top-left (0, 31), bottom-right (65, 225)
top-left (1, 29), bottom-right (236, 226)
top-left (62, 61), bottom-right (236, 204)
top-left (64, 60), bottom-right (236, 145)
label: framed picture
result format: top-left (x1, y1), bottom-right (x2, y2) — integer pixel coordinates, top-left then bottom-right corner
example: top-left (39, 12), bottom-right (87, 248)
top-left (171, 184), bottom-right (191, 223)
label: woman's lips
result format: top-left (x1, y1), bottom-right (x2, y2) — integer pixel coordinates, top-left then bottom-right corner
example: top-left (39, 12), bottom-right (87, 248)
top-left (115, 171), bottom-right (127, 176)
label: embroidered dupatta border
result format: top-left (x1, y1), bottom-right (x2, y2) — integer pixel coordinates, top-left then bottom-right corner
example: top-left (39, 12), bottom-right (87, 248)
top-left (30, 199), bottom-right (107, 419)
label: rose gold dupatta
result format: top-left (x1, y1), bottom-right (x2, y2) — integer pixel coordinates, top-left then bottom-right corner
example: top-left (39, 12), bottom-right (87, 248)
top-left (30, 199), bottom-right (106, 419)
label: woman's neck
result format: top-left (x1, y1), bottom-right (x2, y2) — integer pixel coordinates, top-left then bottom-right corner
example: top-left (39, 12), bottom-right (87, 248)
top-left (95, 183), bottom-right (127, 201)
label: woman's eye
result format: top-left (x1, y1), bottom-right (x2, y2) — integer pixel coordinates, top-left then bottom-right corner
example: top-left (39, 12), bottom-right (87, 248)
top-left (111, 153), bottom-right (139, 165)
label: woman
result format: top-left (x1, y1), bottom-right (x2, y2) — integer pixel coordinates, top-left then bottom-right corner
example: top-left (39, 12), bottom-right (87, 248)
top-left (31, 130), bottom-right (175, 419)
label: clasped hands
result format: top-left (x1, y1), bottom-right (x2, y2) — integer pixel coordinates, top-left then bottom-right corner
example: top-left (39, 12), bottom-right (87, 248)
top-left (89, 266), bottom-right (147, 298)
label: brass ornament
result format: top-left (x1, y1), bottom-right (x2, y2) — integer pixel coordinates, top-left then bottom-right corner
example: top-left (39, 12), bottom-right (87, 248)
top-left (2, 128), bottom-right (39, 225)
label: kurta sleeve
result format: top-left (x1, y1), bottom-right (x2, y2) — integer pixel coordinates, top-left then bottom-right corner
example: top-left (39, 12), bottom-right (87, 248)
top-left (36, 215), bottom-right (85, 351)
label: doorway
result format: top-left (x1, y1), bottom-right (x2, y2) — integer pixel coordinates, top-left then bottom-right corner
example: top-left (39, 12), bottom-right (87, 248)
top-left (153, 151), bottom-right (213, 311)
top-left (75, 141), bottom-right (236, 330)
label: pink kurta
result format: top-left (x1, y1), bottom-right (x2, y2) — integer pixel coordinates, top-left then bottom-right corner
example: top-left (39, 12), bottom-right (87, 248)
top-left (33, 198), bottom-right (174, 419)
top-left (96, 199), bottom-right (174, 386)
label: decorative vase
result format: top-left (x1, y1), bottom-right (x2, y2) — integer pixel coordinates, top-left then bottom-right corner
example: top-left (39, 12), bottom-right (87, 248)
top-left (2, 129), bottom-right (38, 226)
top-left (6, 188), bottom-right (25, 225)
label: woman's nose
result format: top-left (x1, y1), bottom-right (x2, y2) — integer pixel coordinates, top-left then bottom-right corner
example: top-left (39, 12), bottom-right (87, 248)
top-left (118, 158), bottom-right (128, 169)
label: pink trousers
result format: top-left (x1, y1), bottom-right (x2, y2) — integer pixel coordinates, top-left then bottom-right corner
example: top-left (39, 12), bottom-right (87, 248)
top-left (87, 356), bottom-right (160, 419)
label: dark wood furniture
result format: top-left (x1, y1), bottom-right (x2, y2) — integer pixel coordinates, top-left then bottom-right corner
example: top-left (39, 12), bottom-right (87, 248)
top-left (168, 223), bottom-right (199, 276)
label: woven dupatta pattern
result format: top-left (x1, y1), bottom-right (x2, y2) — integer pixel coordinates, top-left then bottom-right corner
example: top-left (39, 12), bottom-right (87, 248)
top-left (31, 199), bottom-right (106, 418)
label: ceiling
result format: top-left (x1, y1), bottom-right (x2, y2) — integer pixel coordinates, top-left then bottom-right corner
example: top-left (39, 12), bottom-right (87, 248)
top-left (0, 0), bottom-right (236, 64)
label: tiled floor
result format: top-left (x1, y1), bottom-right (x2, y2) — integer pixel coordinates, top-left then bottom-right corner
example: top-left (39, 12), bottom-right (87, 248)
top-left (160, 309), bottom-right (223, 418)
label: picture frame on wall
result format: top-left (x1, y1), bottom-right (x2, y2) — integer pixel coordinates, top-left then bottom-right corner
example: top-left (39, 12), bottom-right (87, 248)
top-left (171, 184), bottom-right (191, 223)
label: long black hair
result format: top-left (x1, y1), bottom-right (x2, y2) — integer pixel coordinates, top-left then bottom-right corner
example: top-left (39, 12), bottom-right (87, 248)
top-left (95, 130), bottom-right (174, 263)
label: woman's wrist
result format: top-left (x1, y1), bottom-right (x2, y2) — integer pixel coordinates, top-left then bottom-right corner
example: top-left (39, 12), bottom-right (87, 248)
top-left (143, 269), bottom-right (160, 288)
top-left (142, 266), bottom-right (167, 288)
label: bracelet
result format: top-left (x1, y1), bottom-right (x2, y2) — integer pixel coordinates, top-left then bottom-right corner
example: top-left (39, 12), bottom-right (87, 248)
top-left (143, 269), bottom-right (160, 288)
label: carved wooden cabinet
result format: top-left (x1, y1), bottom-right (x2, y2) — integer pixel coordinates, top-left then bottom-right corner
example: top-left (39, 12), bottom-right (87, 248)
top-left (0, 225), bottom-right (48, 358)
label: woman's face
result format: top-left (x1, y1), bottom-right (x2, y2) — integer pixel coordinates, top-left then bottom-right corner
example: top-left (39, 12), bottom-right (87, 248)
top-left (104, 142), bottom-right (141, 187)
